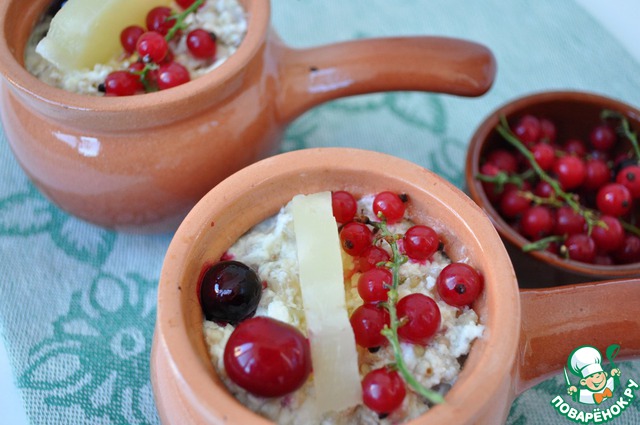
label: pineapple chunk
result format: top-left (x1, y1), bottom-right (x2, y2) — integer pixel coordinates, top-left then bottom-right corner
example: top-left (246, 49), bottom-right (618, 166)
top-left (292, 192), bottom-right (362, 416)
top-left (35, 0), bottom-right (171, 71)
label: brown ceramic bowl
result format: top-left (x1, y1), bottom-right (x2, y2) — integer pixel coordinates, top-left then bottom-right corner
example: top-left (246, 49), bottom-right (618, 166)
top-left (466, 91), bottom-right (640, 288)
top-left (151, 148), bottom-right (640, 424)
top-left (0, 0), bottom-right (496, 233)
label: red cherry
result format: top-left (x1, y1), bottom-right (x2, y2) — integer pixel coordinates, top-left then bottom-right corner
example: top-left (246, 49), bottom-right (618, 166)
top-left (339, 222), bottom-right (373, 256)
top-left (331, 191), bottom-right (357, 224)
top-left (591, 215), bottom-right (624, 253)
top-left (349, 304), bottom-right (390, 348)
top-left (533, 180), bottom-right (555, 199)
top-left (436, 262), bottom-right (483, 307)
top-left (362, 368), bottom-right (406, 415)
top-left (596, 183), bottom-right (632, 217)
top-left (590, 124), bottom-right (616, 151)
top-left (157, 62), bottom-right (191, 90)
top-left (479, 163), bottom-right (503, 203)
top-left (397, 294), bottom-right (441, 345)
top-left (373, 192), bottom-right (406, 223)
top-left (223, 317), bottom-right (311, 397)
top-left (616, 165), bottom-right (640, 198)
top-left (357, 268), bottom-right (391, 303)
top-left (403, 225), bottom-right (440, 261)
top-left (540, 118), bottom-right (557, 143)
top-left (499, 189), bottom-right (530, 219)
top-left (176, 0), bottom-right (206, 8)
top-left (552, 155), bottom-right (586, 190)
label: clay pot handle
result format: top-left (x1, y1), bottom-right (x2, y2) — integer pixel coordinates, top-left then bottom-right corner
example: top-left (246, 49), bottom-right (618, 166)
top-left (275, 36), bottom-right (496, 123)
top-left (515, 278), bottom-right (640, 395)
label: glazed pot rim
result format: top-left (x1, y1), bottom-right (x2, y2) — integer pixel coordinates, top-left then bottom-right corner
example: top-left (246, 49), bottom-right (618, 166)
top-left (156, 147), bottom-right (521, 424)
top-left (465, 89), bottom-right (640, 278)
top-left (0, 0), bottom-right (269, 114)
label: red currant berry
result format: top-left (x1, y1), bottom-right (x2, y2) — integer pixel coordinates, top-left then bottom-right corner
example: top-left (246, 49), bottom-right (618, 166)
top-left (157, 62), bottom-right (191, 90)
top-left (553, 205), bottom-right (585, 236)
top-left (591, 215), bottom-right (624, 253)
top-left (531, 143), bottom-right (555, 171)
top-left (540, 118), bottom-right (557, 143)
top-left (596, 183), bottom-right (632, 217)
top-left (616, 165), bottom-right (640, 198)
top-left (397, 294), bottom-right (441, 345)
top-left (146, 6), bottom-right (175, 36)
top-left (436, 262), bottom-right (483, 307)
top-left (356, 246), bottom-right (391, 272)
top-left (349, 304), bottom-right (390, 348)
top-left (520, 205), bottom-right (555, 240)
top-left (479, 163), bottom-right (503, 203)
top-left (339, 222), bottom-right (373, 256)
top-left (590, 124), bottom-right (616, 151)
top-left (103, 71), bottom-right (140, 96)
top-left (564, 233), bottom-right (596, 263)
top-left (499, 189), bottom-right (530, 219)
top-left (223, 317), bottom-right (311, 397)
top-left (136, 31), bottom-right (168, 63)
top-left (486, 149), bottom-right (518, 173)
top-left (373, 191), bottom-right (406, 223)
top-left (120, 25), bottom-right (145, 55)
top-left (533, 180), bottom-right (554, 199)
top-left (176, 0), bottom-right (206, 8)
top-left (357, 268), bottom-right (391, 303)
top-left (403, 225), bottom-right (440, 261)
top-left (331, 191), bottom-right (357, 224)
top-left (553, 155), bottom-right (586, 190)
top-left (362, 368), bottom-right (406, 415)
top-left (563, 138), bottom-right (587, 157)
top-left (514, 114), bottom-right (541, 146)
top-left (613, 234), bottom-right (640, 264)
top-left (199, 261), bottom-right (262, 325)
top-left (583, 158), bottom-right (611, 190)
top-left (186, 28), bottom-right (217, 59)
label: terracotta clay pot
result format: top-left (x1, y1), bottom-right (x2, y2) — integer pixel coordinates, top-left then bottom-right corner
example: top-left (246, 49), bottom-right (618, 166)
top-left (465, 91), bottom-right (640, 288)
top-left (152, 148), bottom-right (640, 424)
top-left (0, 0), bottom-right (495, 233)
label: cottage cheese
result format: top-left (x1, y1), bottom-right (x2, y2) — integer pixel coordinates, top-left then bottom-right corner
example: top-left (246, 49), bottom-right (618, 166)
top-left (203, 195), bottom-right (484, 424)
top-left (24, 0), bottom-right (247, 95)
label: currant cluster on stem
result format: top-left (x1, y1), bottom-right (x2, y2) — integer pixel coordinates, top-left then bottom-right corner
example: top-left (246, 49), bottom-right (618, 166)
top-left (476, 110), bottom-right (640, 265)
top-left (333, 190), bottom-right (483, 416)
top-left (102, 0), bottom-right (217, 96)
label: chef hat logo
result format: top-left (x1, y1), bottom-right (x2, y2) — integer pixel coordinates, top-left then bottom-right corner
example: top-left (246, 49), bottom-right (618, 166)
top-left (568, 345), bottom-right (604, 379)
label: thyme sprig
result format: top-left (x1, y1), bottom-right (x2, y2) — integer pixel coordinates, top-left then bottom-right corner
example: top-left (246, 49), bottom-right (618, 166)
top-left (369, 217), bottom-right (445, 405)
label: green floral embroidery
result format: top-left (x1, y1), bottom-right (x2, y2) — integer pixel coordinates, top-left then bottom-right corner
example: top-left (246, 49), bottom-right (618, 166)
top-left (19, 272), bottom-right (158, 424)
top-left (0, 185), bottom-right (116, 266)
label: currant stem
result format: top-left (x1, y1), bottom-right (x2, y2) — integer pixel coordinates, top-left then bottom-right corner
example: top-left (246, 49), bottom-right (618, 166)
top-left (165, 0), bottom-right (204, 41)
top-left (601, 110), bottom-right (640, 160)
top-left (522, 235), bottom-right (565, 252)
top-left (374, 218), bottom-right (445, 405)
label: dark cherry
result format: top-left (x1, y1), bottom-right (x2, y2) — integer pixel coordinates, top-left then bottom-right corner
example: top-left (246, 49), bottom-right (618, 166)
top-left (199, 260), bottom-right (262, 325)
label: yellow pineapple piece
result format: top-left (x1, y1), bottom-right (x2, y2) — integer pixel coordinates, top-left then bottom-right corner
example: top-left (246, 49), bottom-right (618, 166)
top-left (36, 0), bottom-right (171, 71)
